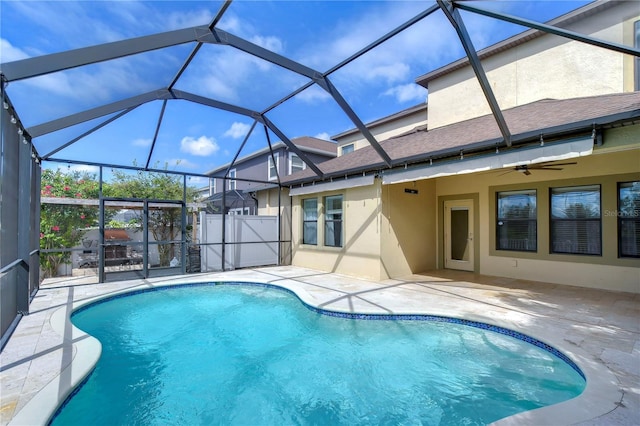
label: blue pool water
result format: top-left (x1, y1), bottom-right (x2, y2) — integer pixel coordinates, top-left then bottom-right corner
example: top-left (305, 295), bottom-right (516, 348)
top-left (51, 284), bottom-right (585, 425)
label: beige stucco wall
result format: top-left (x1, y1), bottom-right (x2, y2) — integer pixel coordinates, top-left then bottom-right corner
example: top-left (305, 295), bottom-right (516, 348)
top-left (380, 179), bottom-right (437, 278)
top-left (427, 2), bottom-right (639, 129)
top-left (291, 184), bottom-right (385, 280)
top-left (290, 179), bottom-right (438, 280)
top-left (336, 106), bottom-right (427, 154)
top-left (289, 126), bottom-right (639, 292)
top-left (432, 129), bottom-right (639, 293)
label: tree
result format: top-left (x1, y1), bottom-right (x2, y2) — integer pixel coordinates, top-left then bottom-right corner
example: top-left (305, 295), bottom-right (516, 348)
top-left (40, 169), bottom-right (100, 277)
top-left (562, 203), bottom-right (598, 219)
top-left (104, 166), bottom-right (196, 267)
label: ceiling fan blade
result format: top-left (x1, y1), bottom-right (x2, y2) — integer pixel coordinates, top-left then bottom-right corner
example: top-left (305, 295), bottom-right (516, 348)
top-left (523, 169), bottom-right (531, 175)
top-left (536, 167), bottom-right (564, 170)
top-left (530, 161), bottom-right (577, 168)
top-left (545, 162), bottom-right (577, 166)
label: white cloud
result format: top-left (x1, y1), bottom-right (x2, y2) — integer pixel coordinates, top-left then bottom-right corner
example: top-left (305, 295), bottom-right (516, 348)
top-left (166, 158), bottom-right (198, 169)
top-left (186, 44), bottom-right (305, 103)
top-left (201, 73), bottom-right (238, 100)
top-left (187, 176), bottom-right (209, 186)
top-left (383, 84), bottom-right (427, 103)
top-left (295, 3), bottom-right (465, 90)
top-left (164, 8), bottom-right (211, 30)
top-left (217, 14), bottom-right (242, 33)
top-left (48, 164), bottom-right (100, 175)
top-left (314, 132), bottom-right (331, 141)
top-left (250, 35), bottom-right (284, 54)
top-left (191, 48), bottom-right (261, 101)
top-left (366, 63), bottom-right (411, 84)
top-left (2, 2), bottom-right (196, 109)
top-left (71, 164), bottom-right (100, 174)
top-left (223, 122), bottom-right (252, 139)
top-left (10, 1), bottom-right (211, 46)
top-left (0, 38), bottom-right (28, 63)
top-left (296, 85), bottom-right (332, 104)
top-left (177, 10), bottom-right (299, 103)
top-left (6, 49), bottom-right (165, 119)
top-left (24, 59), bottom-right (157, 104)
top-left (132, 138), bottom-right (152, 147)
top-left (248, 35), bottom-right (286, 71)
top-left (180, 136), bottom-right (219, 156)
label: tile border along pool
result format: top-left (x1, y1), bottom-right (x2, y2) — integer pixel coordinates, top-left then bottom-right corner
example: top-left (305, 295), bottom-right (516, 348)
top-left (1, 267), bottom-right (638, 425)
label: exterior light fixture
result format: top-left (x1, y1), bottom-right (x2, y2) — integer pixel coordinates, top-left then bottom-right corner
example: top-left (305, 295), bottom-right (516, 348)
top-left (2, 101), bottom-right (8, 110)
top-left (18, 128), bottom-right (23, 135)
top-left (22, 137), bottom-right (28, 145)
top-left (10, 115), bottom-right (16, 124)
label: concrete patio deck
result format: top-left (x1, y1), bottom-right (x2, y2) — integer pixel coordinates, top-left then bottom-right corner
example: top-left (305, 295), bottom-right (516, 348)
top-left (1, 266), bottom-right (638, 425)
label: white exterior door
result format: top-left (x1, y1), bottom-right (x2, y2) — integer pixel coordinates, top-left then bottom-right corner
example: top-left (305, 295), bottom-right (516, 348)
top-left (444, 199), bottom-right (474, 272)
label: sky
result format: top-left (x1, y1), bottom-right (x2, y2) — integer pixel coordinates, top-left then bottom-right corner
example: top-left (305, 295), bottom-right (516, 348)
top-left (1, 0), bottom-right (592, 185)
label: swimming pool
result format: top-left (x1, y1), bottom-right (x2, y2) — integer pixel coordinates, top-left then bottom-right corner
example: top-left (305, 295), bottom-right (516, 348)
top-left (51, 283), bottom-right (585, 425)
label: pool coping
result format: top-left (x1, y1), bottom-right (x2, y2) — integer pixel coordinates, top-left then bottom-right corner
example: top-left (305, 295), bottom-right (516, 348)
top-left (8, 277), bottom-right (621, 426)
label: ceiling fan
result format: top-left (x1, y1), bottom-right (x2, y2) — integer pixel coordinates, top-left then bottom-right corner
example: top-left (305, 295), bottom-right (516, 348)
top-left (503, 161), bottom-right (577, 176)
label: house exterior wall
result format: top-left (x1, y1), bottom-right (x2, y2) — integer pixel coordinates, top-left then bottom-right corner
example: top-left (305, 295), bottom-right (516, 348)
top-left (432, 128), bottom-right (639, 293)
top-left (291, 184), bottom-right (384, 280)
top-left (290, 126), bottom-right (639, 292)
top-left (335, 106), bottom-right (427, 154)
top-left (289, 178), bottom-right (437, 281)
top-left (210, 147), bottom-right (285, 193)
top-left (211, 148), bottom-right (332, 193)
top-left (287, 4), bottom-right (639, 291)
top-left (427, 2), bottom-right (639, 129)
top-left (380, 179), bottom-right (437, 277)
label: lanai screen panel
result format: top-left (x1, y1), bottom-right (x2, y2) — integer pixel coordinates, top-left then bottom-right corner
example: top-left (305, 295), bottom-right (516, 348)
top-left (1, 0), bottom-right (613, 178)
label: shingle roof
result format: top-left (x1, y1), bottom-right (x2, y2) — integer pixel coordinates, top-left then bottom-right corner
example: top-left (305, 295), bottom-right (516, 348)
top-left (331, 102), bottom-right (427, 140)
top-left (282, 91), bottom-right (640, 185)
top-left (292, 136), bottom-right (338, 154)
top-left (207, 136), bottom-right (336, 175)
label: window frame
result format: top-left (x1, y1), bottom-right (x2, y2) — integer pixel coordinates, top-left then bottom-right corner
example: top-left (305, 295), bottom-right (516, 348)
top-left (302, 198), bottom-right (318, 245)
top-left (228, 169), bottom-right (236, 191)
top-left (268, 153), bottom-right (279, 181)
top-left (289, 153), bottom-right (306, 175)
top-left (324, 194), bottom-right (343, 247)
top-left (209, 177), bottom-right (216, 195)
top-left (496, 189), bottom-right (537, 252)
top-left (635, 20), bottom-right (640, 91)
top-left (618, 181), bottom-right (640, 258)
top-left (341, 144), bottom-right (354, 156)
top-left (550, 184), bottom-right (602, 256)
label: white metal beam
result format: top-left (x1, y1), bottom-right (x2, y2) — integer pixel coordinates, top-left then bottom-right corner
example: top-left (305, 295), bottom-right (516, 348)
top-left (28, 90), bottom-right (170, 137)
top-left (438, 0), bottom-right (512, 146)
top-left (455, 1), bottom-right (640, 58)
top-left (1, 26), bottom-right (216, 82)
